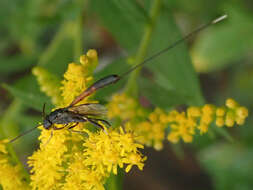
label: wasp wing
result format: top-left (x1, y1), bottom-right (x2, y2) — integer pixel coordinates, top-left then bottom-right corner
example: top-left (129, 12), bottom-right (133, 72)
top-left (68, 103), bottom-right (107, 116)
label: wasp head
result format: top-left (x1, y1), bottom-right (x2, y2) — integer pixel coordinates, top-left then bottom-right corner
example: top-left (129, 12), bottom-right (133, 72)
top-left (43, 117), bottom-right (52, 130)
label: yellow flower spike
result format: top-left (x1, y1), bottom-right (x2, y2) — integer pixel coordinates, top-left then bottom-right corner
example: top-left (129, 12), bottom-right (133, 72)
top-left (80, 49), bottom-right (98, 71)
top-left (226, 98), bottom-right (238, 109)
top-left (61, 63), bottom-right (94, 106)
top-left (83, 128), bottom-right (145, 178)
top-left (216, 107), bottom-right (226, 117)
top-left (32, 66), bottom-right (62, 105)
top-left (154, 141), bottom-right (163, 151)
top-left (236, 106), bottom-right (249, 119)
top-left (124, 154), bottom-right (146, 173)
top-left (198, 124), bottom-right (209, 134)
top-left (29, 49), bottom-right (250, 190)
top-left (29, 50), bottom-right (99, 189)
top-left (202, 104), bottom-right (215, 115)
top-left (216, 117), bottom-right (225, 127)
top-left (149, 112), bottom-right (158, 123)
top-left (236, 117), bottom-right (245, 125)
top-left (0, 139), bottom-right (8, 154)
top-left (79, 55), bottom-right (89, 65)
top-left (0, 139), bottom-right (29, 190)
top-left (187, 106), bottom-right (201, 117)
top-left (167, 132), bottom-right (180, 143)
top-left (63, 152), bottom-right (106, 190)
top-left (225, 110), bottom-right (235, 127)
top-left (28, 127), bottom-right (68, 190)
top-left (201, 114), bottom-right (213, 125)
top-left (182, 133), bottom-right (193, 143)
top-left (160, 114), bottom-right (169, 124)
top-left (107, 93), bottom-right (144, 120)
top-left (87, 49), bottom-right (98, 61)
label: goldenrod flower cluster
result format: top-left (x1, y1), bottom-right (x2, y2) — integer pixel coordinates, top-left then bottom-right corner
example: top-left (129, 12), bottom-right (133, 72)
top-left (83, 127), bottom-right (146, 174)
top-left (0, 50), bottom-right (249, 190)
top-left (0, 139), bottom-right (29, 190)
top-left (27, 50), bottom-right (145, 190)
top-left (107, 94), bottom-right (249, 147)
top-left (167, 98), bottom-right (248, 143)
top-left (107, 93), bottom-right (146, 120)
top-left (108, 94), bottom-right (167, 150)
top-left (32, 67), bottom-right (62, 105)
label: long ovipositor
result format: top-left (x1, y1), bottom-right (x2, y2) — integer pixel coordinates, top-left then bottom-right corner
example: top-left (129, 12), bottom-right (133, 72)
top-left (9, 15), bottom-right (228, 143)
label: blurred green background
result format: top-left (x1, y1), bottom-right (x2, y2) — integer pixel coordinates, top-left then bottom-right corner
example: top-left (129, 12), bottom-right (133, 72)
top-left (1, 0), bottom-right (253, 189)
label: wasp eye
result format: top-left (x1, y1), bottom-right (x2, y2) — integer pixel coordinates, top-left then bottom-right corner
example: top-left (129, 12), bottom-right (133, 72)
top-left (43, 119), bottom-right (52, 130)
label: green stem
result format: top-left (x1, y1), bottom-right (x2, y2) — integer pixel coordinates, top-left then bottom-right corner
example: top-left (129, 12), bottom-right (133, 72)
top-left (125, 0), bottom-right (162, 97)
top-left (0, 100), bottom-right (23, 137)
top-left (105, 170), bottom-right (124, 190)
top-left (74, 17), bottom-right (83, 61)
top-left (74, 0), bottom-right (87, 61)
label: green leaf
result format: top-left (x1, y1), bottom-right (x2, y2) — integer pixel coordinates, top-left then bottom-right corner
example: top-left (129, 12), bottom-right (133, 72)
top-left (199, 143), bottom-right (253, 190)
top-left (139, 77), bottom-right (185, 109)
top-left (0, 55), bottom-right (36, 74)
top-left (2, 83), bottom-right (53, 112)
top-left (143, 9), bottom-right (204, 106)
top-left (38, 21), bottom-right (78, 76)
top-left (90, 1), bottom-right (204, 106)
top-left (89, 0), bottom-right (146, 51)
top-left (191, 6), bottom-right (253, 73)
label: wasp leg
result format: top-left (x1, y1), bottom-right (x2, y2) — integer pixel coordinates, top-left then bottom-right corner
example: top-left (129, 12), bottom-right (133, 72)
top-left (89, 118), bottom-right (111, 127)
top-left (67, 122), bottom-right (88, 136)
top-left (68, 129), bottom-right (88, 136)
top-left (53, 124), bottom-right (67, 130)
top-left (86, 118), bottom-right (108, 134)
top-left (86, 118), bottom-right (104, 130)
top-left (68, 123), bottom-right (79, 129)
top-left (43, 130), bottom-right (53, 147)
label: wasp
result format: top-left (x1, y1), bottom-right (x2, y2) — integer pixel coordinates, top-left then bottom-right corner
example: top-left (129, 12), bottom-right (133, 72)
top-left (10, 15), bottom-right (227, 143)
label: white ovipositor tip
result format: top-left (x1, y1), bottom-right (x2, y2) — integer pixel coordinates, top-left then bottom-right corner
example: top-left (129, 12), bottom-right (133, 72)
top-left (212, 14), bottom-right (228, 24)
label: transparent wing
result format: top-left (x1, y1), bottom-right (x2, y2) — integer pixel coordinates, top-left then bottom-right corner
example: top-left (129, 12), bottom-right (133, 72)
top-left (68, 103), bottom-right (107, 116)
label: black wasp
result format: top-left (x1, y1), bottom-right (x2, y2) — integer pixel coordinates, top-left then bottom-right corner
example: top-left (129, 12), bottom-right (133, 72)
top-left (10, 15), bottom-right (227, 143)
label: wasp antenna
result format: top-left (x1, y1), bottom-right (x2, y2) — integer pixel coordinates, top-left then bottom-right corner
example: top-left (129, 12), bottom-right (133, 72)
top-left (120, 14), bottom-right (228, 78)
top-left (9, 125), bottom-right (40, 143)
top-left (42, 103), bottom-right (46, 119)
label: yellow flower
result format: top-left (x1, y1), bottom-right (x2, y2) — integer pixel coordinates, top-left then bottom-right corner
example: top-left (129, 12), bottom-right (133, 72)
top-left (28, 127), bottom-right (68, 190)
top-left (63, 152), bottom-right (105, 190)
top-left (58, 49), bottom-right (97, 107)
top-left (30, 50), bottom-right (146, 190)
top-left (26, 49), bottom-right (250, 190)
top-left (125, 108), bottom-right (167, 150)
top-left (0, 139), bottom-right (29, 190)
top-left (166, 98), bottom-right (248, 143)
top-left (83, 127), bottom-right (145, 175)
top-left (167, 111), bottom-right (196, 143)
top-left (29, 50), bottom-right (97, 190)
top-left (107, 93), bottom-right (146, 120)
top-left (108, 92), bottom-right (249, 146)
top-left (32, 67), bottom-right (62, 105)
